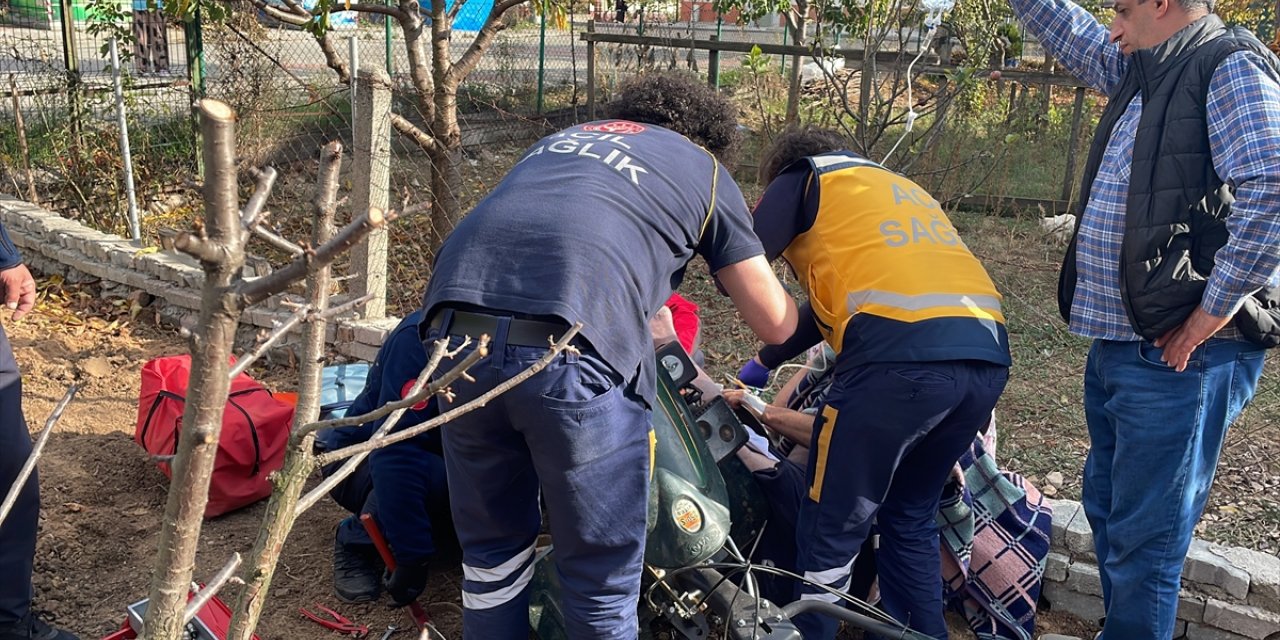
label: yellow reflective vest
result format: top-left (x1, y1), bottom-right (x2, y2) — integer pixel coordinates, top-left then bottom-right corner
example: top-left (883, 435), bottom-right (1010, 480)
top-left (782, 154), bottom-right (1008, 363)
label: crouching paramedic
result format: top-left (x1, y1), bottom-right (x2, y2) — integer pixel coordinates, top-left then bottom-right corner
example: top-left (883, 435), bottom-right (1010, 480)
top-left (417, 72), bottom-right (799, 639)
top-left (751, 126), bottom-right (1012, 639)
top-left (315, 309), bottom-right (454, 607)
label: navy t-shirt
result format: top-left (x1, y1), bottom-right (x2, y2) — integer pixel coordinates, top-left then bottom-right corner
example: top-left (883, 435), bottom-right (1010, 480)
top-left (422, 121), bottom-right (764, 403)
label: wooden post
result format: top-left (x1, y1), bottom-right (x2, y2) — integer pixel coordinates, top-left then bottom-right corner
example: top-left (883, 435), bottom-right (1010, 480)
top-left (587, 20), bottom-right (597, 120)
top-left (856, 60), bottom-right (873, 144)
top-left (707, 35), bottom-right (720, 88)
top-left (350, 65), bottom-right (392, 319)
top-left (9, 76), bottom-right (37, 203)
top-left (1061, 86), bottom-right (1087, 203)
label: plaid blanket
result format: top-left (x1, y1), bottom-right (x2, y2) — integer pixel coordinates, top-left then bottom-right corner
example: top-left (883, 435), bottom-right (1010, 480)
top-left (938, 432), bottom-right (1053, 640)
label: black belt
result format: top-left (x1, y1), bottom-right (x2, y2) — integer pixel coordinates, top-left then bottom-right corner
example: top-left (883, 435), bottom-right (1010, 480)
top-left (429, 309), bottom-right (575, 348)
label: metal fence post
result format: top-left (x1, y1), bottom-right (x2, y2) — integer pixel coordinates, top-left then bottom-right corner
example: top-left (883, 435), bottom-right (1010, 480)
top-left (186, 10), bottom-right (206, 178)
top-left (385, 0), bottom-right (395, 73)
top-left (586, 19), bottom-right (596, 120)
top-left (109, 38), bottom-right (141, 240)
top-left (57, 0), bottom-right (81, 140)
top-left (349, 36), bottom-right (360, 132)
top-left (351, 65), bottom-right (392, 319)
top-left (537, 0), bottom-right (547, 113)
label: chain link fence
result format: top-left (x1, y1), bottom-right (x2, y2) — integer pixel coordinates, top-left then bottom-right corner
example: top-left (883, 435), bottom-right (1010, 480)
top-left (1, 0), bottom-right (197, 237)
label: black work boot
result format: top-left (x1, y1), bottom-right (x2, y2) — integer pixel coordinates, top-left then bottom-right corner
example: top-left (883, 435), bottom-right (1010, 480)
top-left (0, 614), bottom-right (80, 640)
top-left (333, 530), bottom-right (383, 603)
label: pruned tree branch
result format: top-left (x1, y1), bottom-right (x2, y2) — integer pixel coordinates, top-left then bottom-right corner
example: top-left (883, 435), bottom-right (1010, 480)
top-left (399, 8), bottom-right (438, 125)
top-left (319, 293), bottom-right (376, 321)
top-left (390, 114), bottom-right (440, 154)
top-left (316, 29), bottom-right (352, 84)
top-left (183, 553), bottom-right (244, 625)
top-left (173, 233), bottom-right (225, 264)
top-left (144, 98), bottom-right (249, 640)
top-left (0, 384), bottom-right (78, 529)
top-left (294, 336), bottom-right (462, 438)
top-left (247, 0), bottom-right (310, 25)
top-left (227, 140), bottom-right (347, 640)
top-left (236, 207), bottom-right (388, 306)
top-left (294, 331), bottom-right (496, 515)
top-left (250, 224), bottom-right (304, 257)
top-left (228, 305), bottom-right (312, 381)
top-left (314, 324), bottom-right (583, 466)
top-left (239, 167), bottom-right (279, 233)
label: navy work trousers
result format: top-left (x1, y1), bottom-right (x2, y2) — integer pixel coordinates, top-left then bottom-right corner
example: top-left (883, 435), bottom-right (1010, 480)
top-left (792, 360), bottom-right (1008, 639)
top-left (0, 324), bottom-right (36, 627)
top-left (427, 314), bottom-right (651, 640)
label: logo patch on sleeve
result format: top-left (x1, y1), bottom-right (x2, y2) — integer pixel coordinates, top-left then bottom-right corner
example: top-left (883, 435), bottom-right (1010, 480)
top-left (582, 121), bottom-right (647, 135)
top-left (401, 379), bottom-right (430, 410)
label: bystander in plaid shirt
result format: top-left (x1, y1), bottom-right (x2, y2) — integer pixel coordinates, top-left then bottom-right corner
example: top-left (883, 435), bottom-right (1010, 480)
top-left (1012, 0), bottom-right (1280, 341)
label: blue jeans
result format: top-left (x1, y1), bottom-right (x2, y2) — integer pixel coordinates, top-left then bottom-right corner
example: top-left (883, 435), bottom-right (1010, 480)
top-left (792, 360), bottom-right (1008, 640)
top-left (429, 319), bottom-right (651, 640)
top-left (1083, 339), bottom-right (1264, 640)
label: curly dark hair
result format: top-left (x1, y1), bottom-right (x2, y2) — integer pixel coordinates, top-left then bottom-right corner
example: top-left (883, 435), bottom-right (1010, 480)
top-left (757, 126), bottom-right (851, 185)
top-left (604, 72), bottom-right (741, 164)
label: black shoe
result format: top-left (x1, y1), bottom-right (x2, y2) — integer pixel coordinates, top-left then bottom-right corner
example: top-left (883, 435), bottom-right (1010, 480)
top-left (333, 532), bottom-right (383, 603)
top-left (0, 614), bottom-right (80, 640)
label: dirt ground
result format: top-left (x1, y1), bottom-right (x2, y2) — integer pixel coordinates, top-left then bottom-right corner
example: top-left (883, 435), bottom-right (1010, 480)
top-left (13, 278), bottom-right (465, 640)
top-left (12, 274), bottom-right (1095, 640)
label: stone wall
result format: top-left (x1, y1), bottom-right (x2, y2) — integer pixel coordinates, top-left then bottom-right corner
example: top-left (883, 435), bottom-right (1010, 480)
top-left (1045, 497), bottom-right (1280, 639)
top-left (0, 194), bottom-right (399, 364)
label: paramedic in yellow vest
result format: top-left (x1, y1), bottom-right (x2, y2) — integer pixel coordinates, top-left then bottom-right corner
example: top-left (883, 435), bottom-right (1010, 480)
top-left (748, 127), bottom-right (1011, 639)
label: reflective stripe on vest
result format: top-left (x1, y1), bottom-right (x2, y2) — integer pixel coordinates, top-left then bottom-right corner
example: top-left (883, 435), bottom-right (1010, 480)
top-left (846, 290), bottom-right (1004, 322)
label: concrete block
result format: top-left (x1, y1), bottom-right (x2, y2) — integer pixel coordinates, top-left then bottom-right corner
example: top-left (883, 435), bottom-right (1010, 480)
top-left (1212, 547), bottom-right (1280, 611)
top-left (351, 317), bottom-right (397, 346)
top-left (1052, 498), bottom-right (1095, 557)
top-left (1186, 540), bottom-right (1252, 602)
top-left (1185, 622), bottom-right (1251, 640)
top-left (1046, 552), bottom-right (1070, 583)
top-left (1044, 581), bottom-right (1104, 621)
top-left (122, 269), bottom-right (151, 291)
top-left (1202, 600), bottom-right (1280, 640)
top-left (244, 307), bottom-right (287, 330)
top-left (155, 285), bottom-right (202, 311)
top-left (107, 246), bottom-right (137, 270)
top-left (1181, 590), bottom-right (1208, 623)
top-left (1048, 498), bottom-right (1080, 546)
top-left (339, 341), bottom-right (381, 364)
top-left (1066, 561), bottom-right (1103, 597)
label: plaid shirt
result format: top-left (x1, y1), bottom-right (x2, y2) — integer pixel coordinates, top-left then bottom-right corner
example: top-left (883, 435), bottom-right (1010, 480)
top-left (1013, 0), bottom-right (1280, 341)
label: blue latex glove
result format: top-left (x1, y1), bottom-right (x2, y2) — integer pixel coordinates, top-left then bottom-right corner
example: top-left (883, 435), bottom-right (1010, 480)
top-left (737, 358), bottom-right (771, 388)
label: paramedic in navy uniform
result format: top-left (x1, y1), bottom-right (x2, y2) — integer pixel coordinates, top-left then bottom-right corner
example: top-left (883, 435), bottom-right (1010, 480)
top-left (418, 73), bottom-right (799, 639)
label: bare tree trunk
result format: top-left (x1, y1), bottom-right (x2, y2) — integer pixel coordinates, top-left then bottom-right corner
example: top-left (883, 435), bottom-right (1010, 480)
top-left (427, 142), bottom-right (464, 255)
top-left (142, 99), bottom-right (247, 640)
top-left (784, 2), bottom-right (807, 124)
top-left (225, 141), bottom-right (344, 640)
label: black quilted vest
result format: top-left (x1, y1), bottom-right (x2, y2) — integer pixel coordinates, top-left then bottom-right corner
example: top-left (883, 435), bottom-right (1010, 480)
top-left (1058, 15), bottom-right (1280, 347)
